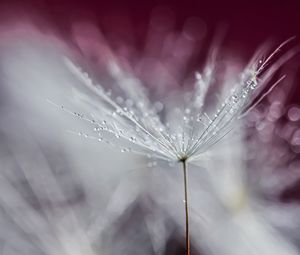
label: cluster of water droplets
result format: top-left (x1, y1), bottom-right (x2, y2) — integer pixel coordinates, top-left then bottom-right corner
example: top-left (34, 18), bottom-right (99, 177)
top-left (56, 39), bottom-right (293, 165)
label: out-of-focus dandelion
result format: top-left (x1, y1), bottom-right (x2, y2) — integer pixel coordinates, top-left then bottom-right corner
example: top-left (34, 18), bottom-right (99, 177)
top-left (0, 27), bottom-right (146, 255)
top-left (58, 21), bottom-right (297, 253)
top-left (0, 134), bottom-right (97, 255)
top-left (189, 90), bottom-right (300, 255)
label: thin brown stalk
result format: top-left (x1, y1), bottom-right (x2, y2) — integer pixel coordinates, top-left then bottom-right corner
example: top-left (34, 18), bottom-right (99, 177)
top-left (182, 159), bottom-right (190, 255)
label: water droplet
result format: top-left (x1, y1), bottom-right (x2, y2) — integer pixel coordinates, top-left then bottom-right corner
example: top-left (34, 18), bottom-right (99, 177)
top-left (256, 122), bottom-right (265, 131)
top-left (128, 110), bottom-right (135, 118)
top-left (185, 108), bottom-right (191, 114)
top-left (231, 94), bottom-right (238, 103)
top-left (116, 96), bottom-right (124, 104)
top-left (137, 101), bottom-right (145, 108)
top-left (291, 130), bottom-right (300, 146)
top-left (288, 106), bottom-right (300, 122)
top-left (126, 99), bottom-right (134, 107)
top-left (269, 101), bottom-right (283, 119)
top-left (154, 101), bottom-right (164, 112)
top-left (249, 79), bottom-right (258, 90)
top-left (143, 112), bottom-right (149, 118)
top-left (229, 108), bottom-right (235, 114)
top-left (195, 72), bottom-right (202, 80)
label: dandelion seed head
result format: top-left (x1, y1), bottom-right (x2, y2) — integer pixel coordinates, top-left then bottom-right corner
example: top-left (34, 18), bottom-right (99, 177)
top-left (60, 34), bottom-right (297, 165)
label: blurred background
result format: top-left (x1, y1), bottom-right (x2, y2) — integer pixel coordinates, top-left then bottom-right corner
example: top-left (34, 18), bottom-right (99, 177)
top-left (1, 0), bottom-right (300, 96)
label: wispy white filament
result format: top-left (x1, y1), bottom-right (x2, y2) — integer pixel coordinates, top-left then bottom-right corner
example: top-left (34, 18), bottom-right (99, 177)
top-left (61, 38), bottom-right (295, 164)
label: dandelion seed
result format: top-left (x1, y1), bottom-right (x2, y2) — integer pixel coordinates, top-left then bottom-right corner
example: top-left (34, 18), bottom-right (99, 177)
top-left (60, 36), bottom-right (297, 255)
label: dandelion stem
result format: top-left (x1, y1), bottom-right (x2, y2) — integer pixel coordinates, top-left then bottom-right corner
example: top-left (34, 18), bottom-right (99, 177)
top-left (182, 159), bottom-right (190, 255)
